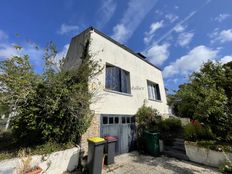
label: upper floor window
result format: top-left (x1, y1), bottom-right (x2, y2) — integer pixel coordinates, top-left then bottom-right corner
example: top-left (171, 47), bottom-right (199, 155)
top-left (105, 64), bottom-right (131, 94)
top-left (147, 80), bottom-right (161, 101)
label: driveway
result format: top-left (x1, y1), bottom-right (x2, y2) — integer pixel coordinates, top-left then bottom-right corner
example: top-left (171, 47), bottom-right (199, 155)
top-left (103, 152), bottom-right (220, 174)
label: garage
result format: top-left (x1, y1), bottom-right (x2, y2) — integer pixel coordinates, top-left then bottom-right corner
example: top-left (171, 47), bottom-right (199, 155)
top-left (100, 115), bottom-right (136, 154)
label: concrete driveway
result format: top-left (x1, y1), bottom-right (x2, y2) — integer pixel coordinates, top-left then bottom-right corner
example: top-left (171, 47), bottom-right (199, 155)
top-left (103, 152), bottom-right (220, 174)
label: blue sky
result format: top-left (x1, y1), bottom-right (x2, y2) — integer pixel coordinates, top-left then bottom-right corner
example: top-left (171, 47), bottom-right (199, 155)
top-left (0, 0), bottom-right (232, 92)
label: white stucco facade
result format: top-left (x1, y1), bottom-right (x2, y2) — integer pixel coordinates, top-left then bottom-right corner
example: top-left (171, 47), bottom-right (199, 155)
top-left (89, 31), bottom-right (168, 115)
top-left (64, 27), bottom-right (169, 116)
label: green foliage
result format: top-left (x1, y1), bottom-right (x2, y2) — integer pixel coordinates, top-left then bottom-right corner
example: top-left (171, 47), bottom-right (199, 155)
top-left (219, 161), bottom-right (232, 173)
top-left (135, 104), bottom-right (161, 152)
top-left (196, 140), bottom-right (232, 153)
top-left (0, 130), bottom-right (74, 160)
top-left (170, 61), bottom-right (232, 143)
top-left (158, 118), bottom-right (182, 145)
top-left (184, 122), bottom-right (215, 141)
top-left (0, 40), bottom-right (101, 146)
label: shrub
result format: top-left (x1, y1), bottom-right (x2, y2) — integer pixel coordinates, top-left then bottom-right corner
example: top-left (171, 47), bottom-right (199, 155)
top-left (159, 118), bottom-right (182, 145)
top-left (219, 161), bottom-right (232, 173)
top-left (9, 41), bottom-right (101, 145)
top-left (184, 121), bottom-right (215, 141)
top-left (135, 104), bottom-right (161, 152)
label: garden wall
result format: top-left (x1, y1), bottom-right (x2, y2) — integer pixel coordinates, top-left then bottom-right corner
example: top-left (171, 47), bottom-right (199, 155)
top-left (0, 147), bottom-right (80, 174)
top-left (185, 142), bottom-right (232, 167)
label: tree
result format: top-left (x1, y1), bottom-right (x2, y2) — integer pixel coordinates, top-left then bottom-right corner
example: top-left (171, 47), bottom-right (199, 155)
top-left (0, 55), bottom-right (39, 129)
top-left (170, 61), bottom-right (232, 142)
top-left (0, 40), bottom-right (102, 145)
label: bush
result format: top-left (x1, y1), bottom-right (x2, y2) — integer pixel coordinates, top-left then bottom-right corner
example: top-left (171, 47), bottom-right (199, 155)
top-left (135, 104), bottom-right (161, 152)
top-left (159, 118), bottom-right (182, 145)
top-left (184, 121), bottom-right (215, 141)
top-left (8, 41), bottom-right (100, 146)
top-left (219, 161), bottom-right (232, 173)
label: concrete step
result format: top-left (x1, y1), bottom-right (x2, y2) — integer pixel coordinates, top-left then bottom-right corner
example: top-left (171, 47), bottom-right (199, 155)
top-left (173, 141), bottom-right (185, 146)
top-left (174, 138), bottom-right (185, 143)
top-left (163, 149), bottom-right (189, 161)
top-left (165, 145), bottom-right (185, 153)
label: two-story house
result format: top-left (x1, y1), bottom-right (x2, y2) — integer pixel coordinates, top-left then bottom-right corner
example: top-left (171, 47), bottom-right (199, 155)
top-left (63, 27), bottom-right (169, 154)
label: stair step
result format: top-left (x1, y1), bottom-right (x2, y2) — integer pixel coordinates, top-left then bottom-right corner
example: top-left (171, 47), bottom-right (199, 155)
top-left (165, 146), bottom-right (185, 153)
top-left (163, 149), bottom-right (189, 161)
top-left (173, 141), bottom-right (185, 146)
top-left (174, 138), bottom-right (185, 143)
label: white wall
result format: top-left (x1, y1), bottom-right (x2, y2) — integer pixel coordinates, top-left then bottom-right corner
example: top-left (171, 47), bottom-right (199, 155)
top-left (0, 147), bottom-right (80, 174)
top-left (89, 30), bottom-right (169, 115)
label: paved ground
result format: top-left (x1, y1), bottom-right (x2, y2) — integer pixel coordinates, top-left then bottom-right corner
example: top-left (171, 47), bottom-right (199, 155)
top-left (103, 152), bottom-right (221, 174)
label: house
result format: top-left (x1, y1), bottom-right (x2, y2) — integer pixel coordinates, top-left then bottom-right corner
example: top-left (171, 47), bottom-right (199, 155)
top-left (63, 27), bottom-right (169, 154)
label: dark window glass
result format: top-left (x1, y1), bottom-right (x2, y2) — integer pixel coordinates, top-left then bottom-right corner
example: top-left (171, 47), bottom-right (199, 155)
top-left (103, 117), bottom-right (108, 124)
top-left (122, 117), bottom-right (126, 124)
top-left (131, 116), bottom-right (135, 123)
top-left (109, 117), bottom-right (114, 124)
top-left (127, 117), bottom-right (130, 123)
top-left (105, 64), bottom-right (131, 94)
top-left (115, 117), bottom-right (119, 124)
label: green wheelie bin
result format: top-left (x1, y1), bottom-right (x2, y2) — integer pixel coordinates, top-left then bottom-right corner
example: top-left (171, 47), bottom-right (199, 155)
top-left (144, 131), bottom-right (160, 156)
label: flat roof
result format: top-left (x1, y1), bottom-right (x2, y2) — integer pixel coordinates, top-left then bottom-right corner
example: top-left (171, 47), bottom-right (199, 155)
top-left (73, 26), bottom-right (161, 71)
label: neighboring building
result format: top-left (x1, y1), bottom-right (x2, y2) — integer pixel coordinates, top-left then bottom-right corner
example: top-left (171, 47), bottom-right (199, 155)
top-left (63, 27), bottom-right (169, 154)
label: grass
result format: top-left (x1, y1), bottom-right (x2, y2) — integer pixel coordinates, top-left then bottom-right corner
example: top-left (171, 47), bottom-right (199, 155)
top-left (0, 130), bottom-right (76, 161)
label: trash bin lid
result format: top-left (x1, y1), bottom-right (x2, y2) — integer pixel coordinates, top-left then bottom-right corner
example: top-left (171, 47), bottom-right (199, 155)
top-left (88, 137), bottom-right (105, 143)
top-left (104, 136), bottom-right (117, 142)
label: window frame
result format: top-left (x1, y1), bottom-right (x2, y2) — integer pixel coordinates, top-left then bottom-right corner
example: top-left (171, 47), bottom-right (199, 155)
top-left (105, 63), bottom-right (131, 95)
top-left (147, 80), bottom-right (161, 101)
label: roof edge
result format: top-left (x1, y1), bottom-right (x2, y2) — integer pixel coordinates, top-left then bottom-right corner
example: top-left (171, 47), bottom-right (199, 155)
top-left (72, 26), bottom-right (162, 71)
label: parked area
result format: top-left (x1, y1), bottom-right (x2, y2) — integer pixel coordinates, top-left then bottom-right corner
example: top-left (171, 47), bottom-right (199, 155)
top-left (103, 152), bottom-right (220, 174)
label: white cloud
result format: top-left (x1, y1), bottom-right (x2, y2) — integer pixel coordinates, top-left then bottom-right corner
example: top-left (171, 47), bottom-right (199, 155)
top-left (111, 0), bottom-right (157, 43)
top-left (165, 14), bottom-right (179, 23)
top-left (215, 13), bottom-right (230, 22)
top-left (58, 23), bottom-right (79, 35)
top-left (220, 55), bottom-right (232, 64)
top-left (0, 43), bottom-right (19, 59)
top-left (144, 43), bottom-right (170, 66)
top-left (144, 20), bottom-right (164, 44)
top-left (211, 29), bottom-right (232, 43)
top-left (177, 32), bottom-right (194, 47)
top-left (174, 24), bottom-right (186, 33)
top-left (97, 0), bottom-right (117, 28)
top-left (54, 44), bottom-right (69, 64)
top-left (0, 30), bottom-right (8, 41)
top-left (163, 45), bottom-right (218, 78)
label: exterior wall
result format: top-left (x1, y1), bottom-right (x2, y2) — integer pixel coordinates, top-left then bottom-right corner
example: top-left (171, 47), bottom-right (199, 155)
top-left (62, 30), bottom-right (90, 71)
top-left (63, 28), bottom-right (169, 150)
top-left (0, 147), bottom-right (80, 174)
top-left (89, 30), bottom-right (169, 116)
top-left (81, 114), bottom-right (100, 154)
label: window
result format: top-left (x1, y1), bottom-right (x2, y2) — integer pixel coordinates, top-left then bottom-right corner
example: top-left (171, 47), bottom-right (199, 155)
top-left (105, 64), bottom-right (131, 94)
top-left (103, 117), bottom-right (108, 124)
top-left (122, 117), bottom-right (126, 124)
top-left (115, 117), bottom-right (119, 124)
top-left (109, 117), bottom-right (114, 124)
top-left (147, 81), bottom-right (161, 101)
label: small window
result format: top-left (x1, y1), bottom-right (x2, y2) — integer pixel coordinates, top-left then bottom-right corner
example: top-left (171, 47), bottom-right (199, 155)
top-left (109, 117), bottom-right (114, 124)
top-left (122, 117), bottom-right (126, 124)
top-left (147, 81), bottom-right (161, 101)
top-left (115, 117), bottom-right (119, 124)
top-left (127, 117), bottom-right (131, 123)
top-left (103, 117), bottom-right (108, 124)
top-left (131, 116), bottom-right (135, 123)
